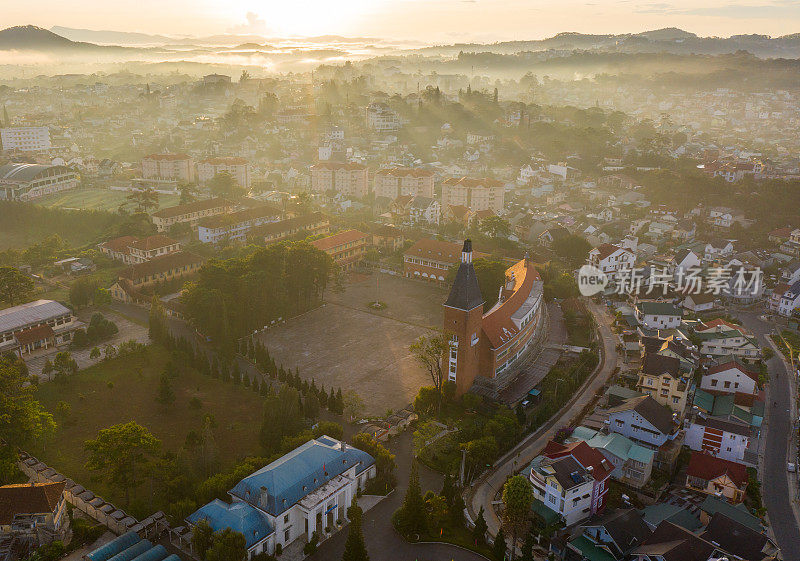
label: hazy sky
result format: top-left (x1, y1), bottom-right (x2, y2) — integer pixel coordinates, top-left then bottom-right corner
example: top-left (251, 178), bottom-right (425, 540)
top-left (7, 0), bottom-right (800, 42)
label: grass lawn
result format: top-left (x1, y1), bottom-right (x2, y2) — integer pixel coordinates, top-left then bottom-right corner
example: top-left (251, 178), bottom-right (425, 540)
top-left (31, 345), bottom-right (265, 505)
top-left (35, 188), bottom-right (181, 213)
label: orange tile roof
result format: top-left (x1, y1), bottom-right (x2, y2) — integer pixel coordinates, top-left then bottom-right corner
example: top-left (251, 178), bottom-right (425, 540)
top-left (101, 235), bottom-right (138, 253)
top-left (593, 243), bottom-right (624, 261)
top-left (687, 452), bottom-right (747, 488)
top-left (404, 238), bottom-right (464, 264)
top-left (129, 235), bottom-right (178, 251)
top-left (14, 324), bottom-right (55, 346)
top-left (144, 153), bottom-right (191, 161)
top-left (199, 157), bottom-right (248, 165)
top-left (481, 258), bottom-right (541, 349)
top-left (375, 167), bottom-right (434, 178)
top-left (311, 230), bottom-right (368, 252)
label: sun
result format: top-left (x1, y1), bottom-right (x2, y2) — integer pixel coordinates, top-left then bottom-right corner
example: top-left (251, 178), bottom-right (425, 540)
top-left (219, 0), bottom-right (383, 37)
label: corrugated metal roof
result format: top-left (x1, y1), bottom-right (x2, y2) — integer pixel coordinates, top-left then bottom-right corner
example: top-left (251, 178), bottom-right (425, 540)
top-left (0, 300), bottom-right (71, 333)
top-left (0, 163), bottom-right (68, 183)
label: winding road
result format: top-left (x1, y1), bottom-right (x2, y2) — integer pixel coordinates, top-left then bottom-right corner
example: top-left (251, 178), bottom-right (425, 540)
top-left (467, 299), bottom-right (619, 538)
top-left (738, 311), bottom-right (800, 555)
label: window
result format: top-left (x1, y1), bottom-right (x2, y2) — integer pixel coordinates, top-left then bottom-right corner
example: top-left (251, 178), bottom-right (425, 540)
top-left (284, 530), bottom-right (290, 542)
top-left (284, 514), bottom-right (289, 524)
top-left (711, 379), bottom-right (718, 387)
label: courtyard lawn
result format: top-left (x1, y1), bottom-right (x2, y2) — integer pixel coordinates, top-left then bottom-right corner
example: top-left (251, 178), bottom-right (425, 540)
top-left (31, 345), bottom-right (265, 505)
top-left (35, 188), bottom-right (180, 213)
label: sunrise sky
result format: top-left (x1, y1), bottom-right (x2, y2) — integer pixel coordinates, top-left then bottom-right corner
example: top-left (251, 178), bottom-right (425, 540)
top-left (6, 0), bottom-right (800, 42)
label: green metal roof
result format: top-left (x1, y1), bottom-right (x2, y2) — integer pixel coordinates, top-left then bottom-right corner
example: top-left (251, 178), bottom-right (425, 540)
top-left (699, 496), bottom-right (762, 532)
top-left (694, 389), bottom-right (715, 412)
top-left (569, 535), bottom-right (617, 561)
top-left (531, 498), bottom-right (561, 526)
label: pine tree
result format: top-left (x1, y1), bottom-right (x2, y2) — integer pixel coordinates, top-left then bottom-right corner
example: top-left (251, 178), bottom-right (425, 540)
top-left (251, 377), bottom-right (259, 392)
top-left (319, 386), bottom-right (328, 407)
top-left (342, 496), bottom-right (369, 561)
top-left (156, 373), bottom-right (175, 405)
top-left (492, 528), bottom-right (507, 561)
top-left (260, 381), bottom-right (269, 396)
top-left (398, 460), bottom-right (426, 534)
top-left (473, 506), bottom-right (488, 545)
top-left (233, 363), bottom-right (242, 385)
top-left (243, 372), bottom-right (251, 387)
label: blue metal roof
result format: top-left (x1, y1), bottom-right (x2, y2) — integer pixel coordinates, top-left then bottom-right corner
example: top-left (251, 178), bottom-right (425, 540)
top-left (186, 500), bottom-right (273, 549)
top-left (86, 532), bottom-right (140, 561)
top-left (229, 436), bottom-right (375, 516)
top-left (129, 544), bottom-right (168, 561)
top-left (106, 539), bottom-right (152, 561)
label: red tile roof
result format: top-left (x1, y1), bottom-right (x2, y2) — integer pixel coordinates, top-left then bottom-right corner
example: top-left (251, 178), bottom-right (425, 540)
top-left (592, 243), bottom-right (625, 261)
top-left (543, 440), bottom-right (614, 482)
top-left (481, 259), bottom-right (541, 349)
top-left (311, 230), bottom-right (368, 252)
top-left (119, 251), bottom-right (204, 282)
top-left (687, 452), bottom-right (748, 488)
top-left (696, 318), bottom-right (750, 335)
top-left (129, 235), bottom-right (178, 252)
top-left (14, 324), bottom-right (55, 346)
top-left (707, 360), bottom-right (759, 383)
top-left (404, 238), bottom-right (486, 264)
top-left (101, 235), bottom-right (138, 253)
top-left (0, 482), bottom-right (65, 524)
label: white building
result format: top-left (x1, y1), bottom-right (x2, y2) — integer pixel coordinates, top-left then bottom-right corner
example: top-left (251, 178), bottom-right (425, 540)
top-left (685, 415), bottom-right (751, 464)
top-left (635, 301), bottom-right (682, 330)
top-left (587, 244), bottom-right (635, 280)
top-left (441, 177), bottom-right (505, 214)
top-left (186, 436), bottom-right (376, 558)
top-left (365, 102), bottom-right (400, 132)
top-left (408, 196), bottom-right (441, 226)
top-left (1, 127), bottom-right (51, 152)
top-left (197, 205), bottom-right (280, 244)
top-left (0, 163), bottom-right (78, 201)
top-left (528, 455), bottom-right (595, 526)
top-left (373, 168), bottom-right (434, 199)
top-left (700, 359), bottom-right (759, 397)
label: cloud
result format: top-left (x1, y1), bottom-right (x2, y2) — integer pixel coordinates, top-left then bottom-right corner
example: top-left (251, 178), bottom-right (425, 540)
top-left (227, 12), bottom-right (269, 35)
top-left (635, 1), bottom-right (800, 18)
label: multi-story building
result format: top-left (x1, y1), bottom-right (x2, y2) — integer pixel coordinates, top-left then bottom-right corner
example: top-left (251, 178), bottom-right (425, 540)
top-left (608, 395), bottom-right (682, 470)
top-left (403, 238), bottom-right (485, 283)
top-left (251, 212), bottom-right (330, 245)
top-left (441, 177), bottom-right (505, 214)
top-left (365, 102), bottom-right (400, 131)
top-left (197, 157), bottom-right (251, 190)
top-left (109, 252), bottom-right (204, 303)
top-left (197, 205), bottom-right (281, 244)
top-left (373, 168), bottom-right (434, 199)
top-left (567, 426), bottom-right (655, 489)
top-left (443, 241), bottom-right (545, 398)
top-left (0, 163), bottom-right (78, 201)
top-left (0, 126), bottom-right (51, 151)
top-left (141, 153), bottom-right (195, 182)
top-left (527, 454), bottom-right (596, 526)
top-left (310, 230), bottom-right (369, 271)
top-left (0, 299), bottom-right (82, 356)
top-left (151, 198), bottom-right (233, 232)
top-left (310, 162), bottom-right (369, 198)
top-left (100, 235), bottom-right (181, 264)
top-left (0, 482), bottom-right (68, 546)
top-left (186, 435), bottom-right (376, 557)
top-left (541, 440), bottom-right (614, 516)
top-left (408, 196), bottom-right (441, 226)
top-left (636, 354), bottom-right (690, 415)
top-left (587, 244), bottom-right (635, 281)
top-left (684, 414), bottom-right (752, 464)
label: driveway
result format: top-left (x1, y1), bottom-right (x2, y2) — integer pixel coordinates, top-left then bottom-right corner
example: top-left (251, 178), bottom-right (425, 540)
top-left (738, 311), bottom-right (800, 554)
top-left (309, 431), bottom-right (488, 561)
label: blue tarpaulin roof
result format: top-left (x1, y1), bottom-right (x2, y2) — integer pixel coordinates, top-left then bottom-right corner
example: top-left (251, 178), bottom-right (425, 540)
top-left (186, 500), bottom-right (274, 548)
top-left (86, 532), bottom-right (140, 561)
top-left (229, 436), bottom-right (375, 516)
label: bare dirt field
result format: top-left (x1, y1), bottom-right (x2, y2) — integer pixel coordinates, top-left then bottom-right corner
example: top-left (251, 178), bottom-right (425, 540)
top-left (256, 273), bottom-right (448, 415)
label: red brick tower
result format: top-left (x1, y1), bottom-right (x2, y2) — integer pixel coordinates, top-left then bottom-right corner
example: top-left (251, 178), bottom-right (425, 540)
top-left (443, 239), bottom-right (485, 396)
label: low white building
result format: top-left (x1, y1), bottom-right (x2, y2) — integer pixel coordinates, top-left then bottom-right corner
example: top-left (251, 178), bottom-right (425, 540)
top-left (186, 436), bottom-right (376, 558)
top-left (635, 301), bottom-right (682, 330)
top-left (0, 299), bottom-right (82, 356)
top-left (700, 359), bottom-right (759, 397)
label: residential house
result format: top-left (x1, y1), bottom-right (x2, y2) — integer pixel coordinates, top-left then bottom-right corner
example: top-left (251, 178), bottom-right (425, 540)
top-left (773, 279), bottom-right (800, 317)
top-left (692, 322), bottom-right (761, 359)
top-left (636, 354), bottom-right (689, 415)
top-left (685, 414), bottom-right (752, 464)
top-left (635, 301), bottom-right (682, 330)
top-left (541, 440), bottom-right (615, 516)
top-left (697, 495), bottom-right (762, 530)
top-left (700, 359), bottom-right (759, 397)
top-left (587, 244), bottom-right (635, 280)
top-left (527, 454), bottom-right (596, 526)
top-left (704, 241), bottom-right (735, 263)
top-left (408, 196), bottom-right (441, 226)
top-left (538, 225), bottom-right (570, 248)
top-left (565, 509), bottom-right (652, 561)
top-left (567, 426), bottom-right (655, 489)
top-left (685, 452), bottom-right (748, 503)
top-left (671, 249), bottom-right (702, 283)
top-left (631, 521), bottom-right (729, 561)
top-left (444, 204), bottom-right (476, 228)
top-left (607, 396), bottom-right (682, 470)
top-left (700, 513), bottom-right (775, 561)
top-left (681, 292), bottom-right (717, 313)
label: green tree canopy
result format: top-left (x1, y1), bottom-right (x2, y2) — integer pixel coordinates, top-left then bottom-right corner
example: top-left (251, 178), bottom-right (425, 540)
top-left (0, 353), bottom-right (55, 446)
top-left (0, 267), bottom-right (34, 305)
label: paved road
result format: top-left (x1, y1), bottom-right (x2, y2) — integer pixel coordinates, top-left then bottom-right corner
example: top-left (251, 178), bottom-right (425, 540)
top-left (310, 432), bottom-right (489, 561)
top-left (738, 311), bottom-right (800, 555)
top-left (468, 298), bottom-right (619, 538)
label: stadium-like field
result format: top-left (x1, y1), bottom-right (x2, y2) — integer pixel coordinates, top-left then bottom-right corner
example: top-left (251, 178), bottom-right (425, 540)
top-left (36, 187), bottom-right (181, 212)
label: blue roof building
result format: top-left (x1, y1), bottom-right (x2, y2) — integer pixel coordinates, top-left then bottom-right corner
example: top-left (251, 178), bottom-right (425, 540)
top-left (186, 435), bottom-right (376, 558)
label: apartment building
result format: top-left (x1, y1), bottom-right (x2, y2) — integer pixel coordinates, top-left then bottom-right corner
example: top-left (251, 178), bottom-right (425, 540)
top-left (252, 212), bottom-right (330, 245)
top-left (197, 157), bottom-right (251, 190)
top-left (441, 177), bottom-right (505, 214)
top-left (0, 126), bottom-right (51, 151)
top-left (310, 162), bottom-right (369, 198)
top-left (373, 168), bottom-right (434, 199)
top-left (197, 205), bottom-right (281, 244)
top-left (142, 153), bottom-right (195, 182)
top-left (365, 102), bottom-right (400, 131)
